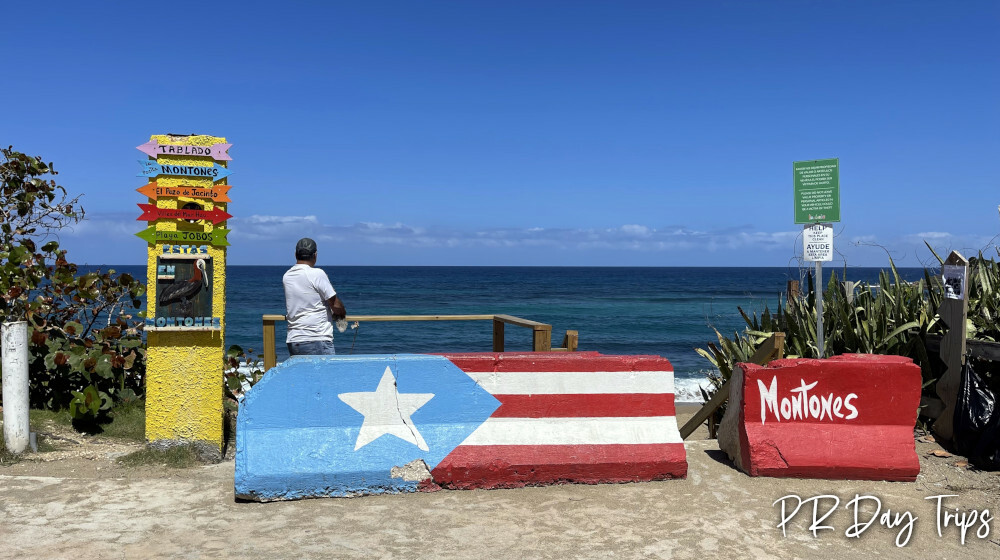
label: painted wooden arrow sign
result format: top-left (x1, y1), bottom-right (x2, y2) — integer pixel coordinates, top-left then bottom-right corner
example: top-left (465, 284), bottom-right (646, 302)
top-left (135, 227), bottom-right (231, 247)
top-left (137, 160), bottom-right (233, 181)
top-left (137, 204), bottom-right (232, 225)
top-left (137, 182), bottom-right (232, 203)
top-left (137, 141), bottom-right (232, 161)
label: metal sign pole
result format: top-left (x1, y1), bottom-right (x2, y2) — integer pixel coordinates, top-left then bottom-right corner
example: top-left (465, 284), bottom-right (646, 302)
top-left (815, 260), bottom-right (824, 358)
top-left (794, 158), bottom-right (839, 360)
top-left (803, 222), bottom-right (832, 358)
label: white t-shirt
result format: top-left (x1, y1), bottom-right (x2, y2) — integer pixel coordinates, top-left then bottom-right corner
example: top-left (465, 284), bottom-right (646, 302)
top-left (283, 264), bottom-right (337, 343)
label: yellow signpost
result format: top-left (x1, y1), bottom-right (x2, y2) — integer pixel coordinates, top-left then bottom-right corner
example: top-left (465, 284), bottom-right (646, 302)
top-left (137, 134), bottom-right (231, 457)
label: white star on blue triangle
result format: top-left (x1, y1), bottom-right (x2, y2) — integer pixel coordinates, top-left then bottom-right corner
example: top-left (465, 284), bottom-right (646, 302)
top-left (339, 366), bottom-right (435, 451)
top-left (235, 354), bottom-right (501, 496)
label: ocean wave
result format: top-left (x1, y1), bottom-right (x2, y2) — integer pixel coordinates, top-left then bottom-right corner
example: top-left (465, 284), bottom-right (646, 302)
top-left (674, 376), bottom-right (713, 404)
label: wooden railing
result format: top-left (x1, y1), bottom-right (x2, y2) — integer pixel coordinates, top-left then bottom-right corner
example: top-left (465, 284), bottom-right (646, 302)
top-left (262, 314), bottom-right (578, 371)
top-left (679, 332), bottom-right (785, 440)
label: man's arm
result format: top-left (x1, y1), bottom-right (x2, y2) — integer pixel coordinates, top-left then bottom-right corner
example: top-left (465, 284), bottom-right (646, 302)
top-left (327, 295), bottom-right (346, 320)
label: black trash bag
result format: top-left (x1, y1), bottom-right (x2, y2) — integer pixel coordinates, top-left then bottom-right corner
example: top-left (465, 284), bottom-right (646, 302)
top-left (953, 361), bottom-right (1000, 470)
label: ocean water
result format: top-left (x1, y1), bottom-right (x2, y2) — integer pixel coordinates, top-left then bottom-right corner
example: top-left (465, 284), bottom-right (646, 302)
top-left (104, 265), bottom-right (928, 402)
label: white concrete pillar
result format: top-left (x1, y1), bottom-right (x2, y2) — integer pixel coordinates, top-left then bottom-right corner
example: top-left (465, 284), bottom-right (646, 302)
top-left (2, 321), bottom-right (29, 454)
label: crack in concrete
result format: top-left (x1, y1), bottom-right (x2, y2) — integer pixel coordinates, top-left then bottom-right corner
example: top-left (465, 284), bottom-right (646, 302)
top-left (766, 440), bottom-right (790, 468)
top-left (390, 365), bottom-right (424, 451)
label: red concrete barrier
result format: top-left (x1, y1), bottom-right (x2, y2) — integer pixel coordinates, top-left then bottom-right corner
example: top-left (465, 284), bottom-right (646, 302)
top-left (718, 354), bottom-right (921, 481)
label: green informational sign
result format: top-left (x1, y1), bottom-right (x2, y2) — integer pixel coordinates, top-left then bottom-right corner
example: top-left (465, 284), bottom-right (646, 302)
top-left (793, 158), bottom-right (840, 224)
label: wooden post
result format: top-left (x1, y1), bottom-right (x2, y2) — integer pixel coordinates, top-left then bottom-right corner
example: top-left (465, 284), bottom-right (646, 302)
top-left (786, 280), bottom-right (800, 312)
top-left (786, 280), bottom-right (800, 301)
top-left (262, 315), bottom-right (280, 372)
top-left (532, 325), bottom-right (552, 352)
top-left (680, 332), bottom-right (785, 440)
top-left (933, 251), bottom-right (970, 442)
top-left (550, 330), bottom-right (579, 352)
top-left (563, 330), bottom-right (578, 352)
top-left (492, 318), bottom-right (505, 352)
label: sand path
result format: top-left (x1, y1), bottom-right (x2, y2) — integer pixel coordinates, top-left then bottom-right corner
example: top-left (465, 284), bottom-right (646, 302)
top-left (2, 409), bottom-right (999, 559)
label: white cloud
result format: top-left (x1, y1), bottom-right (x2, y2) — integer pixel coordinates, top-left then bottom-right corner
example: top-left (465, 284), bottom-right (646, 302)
top-left (241, 215), bottom-right (319, 226)
top-left (620, 224), bottom-right (652, 237)
top-left (50, 212), bottom-right (999, 266)
top-left (230, 215), bottom-right (321, 241)
top-left (61, 212), bottom-right (137, 237)
top-left (224, 215), bottom-right (801, 253)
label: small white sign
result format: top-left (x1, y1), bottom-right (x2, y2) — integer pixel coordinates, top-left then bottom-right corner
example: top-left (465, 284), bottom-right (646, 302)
top-left (803, 223), bottom-right (834, 262)
top-left (943, 264), bottom-right (966, 300)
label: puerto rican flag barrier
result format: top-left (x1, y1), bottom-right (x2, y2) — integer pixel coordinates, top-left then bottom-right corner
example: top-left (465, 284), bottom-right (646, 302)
top-left (235, 353), bottom-right (686, 501)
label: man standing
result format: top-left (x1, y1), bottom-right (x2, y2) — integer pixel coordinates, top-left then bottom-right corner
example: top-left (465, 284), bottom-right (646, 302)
top-left (282, 238), bottom-right (347, 356)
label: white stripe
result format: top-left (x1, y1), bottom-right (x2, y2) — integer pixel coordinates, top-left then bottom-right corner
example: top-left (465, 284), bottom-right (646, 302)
top-left (466, 370), bottom-right (674, 395)
top-left (459, 416), bottom-right (682, 446)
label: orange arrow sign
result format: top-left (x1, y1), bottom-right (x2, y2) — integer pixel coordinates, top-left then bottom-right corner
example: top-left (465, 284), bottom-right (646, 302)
top-left (137, 182), bottom-right (231, 203)
top-left (137, 204), bottom-right (232, 225)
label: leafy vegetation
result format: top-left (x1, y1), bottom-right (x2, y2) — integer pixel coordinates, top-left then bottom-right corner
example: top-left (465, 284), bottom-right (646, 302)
top-left (0, 149), bottom-right (281, 452)
top-left (0, 147), bottom-right (146, 423)
top-left (223, 345), bottom-right (266, 442)
top-left (697, 250), bottom-right (1000, 434)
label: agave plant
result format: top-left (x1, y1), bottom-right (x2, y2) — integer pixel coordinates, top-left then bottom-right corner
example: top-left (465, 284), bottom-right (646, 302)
top-left (698, 246), bottom-right (1000, 432)
top-left (696, 257), bottom-right (952, 435)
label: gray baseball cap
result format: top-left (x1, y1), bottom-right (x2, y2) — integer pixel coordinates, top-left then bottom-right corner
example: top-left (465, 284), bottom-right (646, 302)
top-left (295, 238), bottom-right (317, 259)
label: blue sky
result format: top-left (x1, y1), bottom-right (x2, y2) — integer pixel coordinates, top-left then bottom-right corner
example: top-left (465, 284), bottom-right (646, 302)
top-left (3, 1), bottom-right (997, 267)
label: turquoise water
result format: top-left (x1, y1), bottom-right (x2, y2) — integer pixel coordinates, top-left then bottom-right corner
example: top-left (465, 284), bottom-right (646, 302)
top-left (105, 265), bottom-right (928, 401)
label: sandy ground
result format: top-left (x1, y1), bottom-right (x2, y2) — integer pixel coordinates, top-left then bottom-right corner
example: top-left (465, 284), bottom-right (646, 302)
top-left (2, 404), bottom-right (1000, 559)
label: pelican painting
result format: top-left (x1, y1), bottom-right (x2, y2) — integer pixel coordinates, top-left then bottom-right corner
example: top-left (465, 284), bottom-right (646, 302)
top-left (159, 258), bottom-right (211, 316)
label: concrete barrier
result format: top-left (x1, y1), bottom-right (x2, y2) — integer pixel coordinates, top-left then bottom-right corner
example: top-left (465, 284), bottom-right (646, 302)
top-left (235, 352), bottom-right (685, 501)
top-left (431, 352), bottom-right (686, 489)
top-left (718, 354), bottom-right (921, 481)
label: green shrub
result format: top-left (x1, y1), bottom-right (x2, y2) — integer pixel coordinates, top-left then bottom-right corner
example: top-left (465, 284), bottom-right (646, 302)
top-left (699, 249), bottom-right (1000, 429)
top-left (0, 147), bottom-right (146, 421)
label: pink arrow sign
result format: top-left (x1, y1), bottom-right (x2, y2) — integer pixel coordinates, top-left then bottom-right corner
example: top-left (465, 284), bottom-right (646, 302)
top-left (137, 141), bottom-right (232, 161)
top-left (137, 203), bottom-right (232, 225)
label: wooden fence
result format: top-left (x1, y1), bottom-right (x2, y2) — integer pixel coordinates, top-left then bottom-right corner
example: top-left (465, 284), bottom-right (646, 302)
top-left (679, 332), bottom-right (785, 440)
top-left (261, 314), bottom-right (578, 371)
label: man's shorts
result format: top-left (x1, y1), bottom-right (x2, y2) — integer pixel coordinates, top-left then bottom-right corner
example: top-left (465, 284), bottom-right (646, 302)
top-left (287, 339), bottom-right (336, 356)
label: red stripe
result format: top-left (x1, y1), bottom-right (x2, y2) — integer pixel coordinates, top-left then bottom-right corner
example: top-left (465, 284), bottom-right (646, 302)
top-left (431, 443), bottom-right (687, 489)
top-left (490, 393), bottom-right (675, 418)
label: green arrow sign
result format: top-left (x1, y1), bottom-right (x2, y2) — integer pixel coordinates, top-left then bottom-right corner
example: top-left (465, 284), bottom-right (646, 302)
top-left (135, 227), bottom-right (230, 247)
top-left (793, 158), bottom-right (840, 224)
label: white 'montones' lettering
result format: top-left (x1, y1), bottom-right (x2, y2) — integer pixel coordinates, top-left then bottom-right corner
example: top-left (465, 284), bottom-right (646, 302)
top-left (758, 377), bottom-right (779, 425)
top-left (758, 376), bottom-right (859, 424)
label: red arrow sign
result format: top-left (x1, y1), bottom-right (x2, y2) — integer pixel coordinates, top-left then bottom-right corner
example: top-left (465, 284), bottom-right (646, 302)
top-left (137, 182), bottom-right (231, 202)
top-left (137, 204), bottom-right (232, 225)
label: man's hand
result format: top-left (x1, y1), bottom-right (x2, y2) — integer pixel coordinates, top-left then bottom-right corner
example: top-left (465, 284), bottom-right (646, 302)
top-left (328, 295), bottom-right (347, 320)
